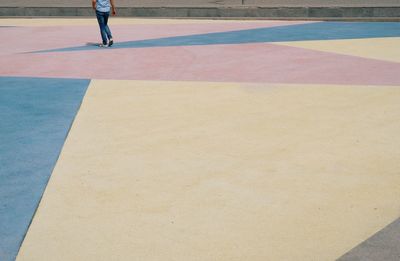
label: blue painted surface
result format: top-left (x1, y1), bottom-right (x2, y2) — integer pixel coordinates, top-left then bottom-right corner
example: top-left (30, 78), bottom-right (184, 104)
top-left (0, 77), bottom-right (89, 261)
top-left (37, 22), bottom-right (400, 53)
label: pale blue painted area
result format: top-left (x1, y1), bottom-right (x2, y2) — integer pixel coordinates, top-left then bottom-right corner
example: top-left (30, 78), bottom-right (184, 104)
top-left (36, 21), bottom-right (400, 53)
top-left (0, 77), bottom-right (89, 261)
top-left (96, 0), bottom-right (111, 12)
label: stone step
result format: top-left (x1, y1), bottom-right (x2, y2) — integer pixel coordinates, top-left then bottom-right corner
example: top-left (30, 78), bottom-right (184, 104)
top-left (1, 0), bottom-right (399, 18)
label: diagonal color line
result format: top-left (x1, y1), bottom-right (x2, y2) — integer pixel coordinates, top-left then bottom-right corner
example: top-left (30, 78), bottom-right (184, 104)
top-left (34, 22), bottom-right (400, 53)
top-left (0, 77), bottom-right (90, 261)
top-left (337, 218), bottom-right (400, 261)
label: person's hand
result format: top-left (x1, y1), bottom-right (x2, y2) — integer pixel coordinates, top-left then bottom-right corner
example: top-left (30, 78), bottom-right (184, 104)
top-left (92, 0), bottom-right (96, 10)
top-left (112, 7), bottom-right (116, 16)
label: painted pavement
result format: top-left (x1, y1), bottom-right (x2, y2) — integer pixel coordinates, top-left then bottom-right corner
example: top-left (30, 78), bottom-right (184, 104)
top-left (0, 18), bottom-right (399, 260)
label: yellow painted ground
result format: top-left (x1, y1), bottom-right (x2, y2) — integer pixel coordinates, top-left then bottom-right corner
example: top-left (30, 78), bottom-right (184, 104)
top-left (275, 37), bottom-right (400, 63)
top-left (18, 80), bottom-right (400, 260)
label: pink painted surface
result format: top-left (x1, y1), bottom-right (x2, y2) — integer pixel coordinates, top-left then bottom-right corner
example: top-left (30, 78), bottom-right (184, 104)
top-left (0, 21), bottom-right (311, 54)
top-left (2, 42), bottom-right (400, 86)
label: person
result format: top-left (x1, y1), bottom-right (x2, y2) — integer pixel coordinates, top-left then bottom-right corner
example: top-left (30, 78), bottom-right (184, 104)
top-left (92, 0), bottom-right (116, 47)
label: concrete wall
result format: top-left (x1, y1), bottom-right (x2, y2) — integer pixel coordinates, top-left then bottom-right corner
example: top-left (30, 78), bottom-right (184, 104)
top-left (1, 6), bottom-right (399, 18)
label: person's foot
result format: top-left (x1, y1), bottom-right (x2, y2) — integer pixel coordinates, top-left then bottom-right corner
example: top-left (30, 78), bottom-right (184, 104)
top-left (99, 43), bottom-right (108, 48)
top-left (108, 39), bottom-right (114, 47)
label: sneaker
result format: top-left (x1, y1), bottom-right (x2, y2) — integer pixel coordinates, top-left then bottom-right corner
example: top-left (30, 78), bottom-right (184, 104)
top-left (108, 39), bottom-right (114, 47)
top-left (99, 43), bottom-right (108, 48)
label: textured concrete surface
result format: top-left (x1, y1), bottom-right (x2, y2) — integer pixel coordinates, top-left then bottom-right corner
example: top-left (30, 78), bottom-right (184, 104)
top-left (1, 18), bottom-right (400, 261)
top-left (16, 80), bottom-right (400, 261)
top-left (0, 77), bottom-right (89, 261)
top-left (277, 37), bottom-right (400, 63)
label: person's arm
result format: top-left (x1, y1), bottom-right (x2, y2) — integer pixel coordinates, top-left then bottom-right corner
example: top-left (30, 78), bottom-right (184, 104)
top-left (92, 0), bottom-right (96, 10)
top-left (110, 0), bottom-right (116, 15)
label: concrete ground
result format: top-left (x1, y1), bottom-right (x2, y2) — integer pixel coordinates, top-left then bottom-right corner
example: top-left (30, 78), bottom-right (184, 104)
top-left (1, 0), bottom-right (400, 7)
top-left (1, 18), bottom-right (400, 261)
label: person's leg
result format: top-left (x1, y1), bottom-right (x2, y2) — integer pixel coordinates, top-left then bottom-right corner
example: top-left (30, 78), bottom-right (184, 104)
top-left (96, 11), bottom-right (108, 45)
top-left (103, 11), bottom-right (113, 45)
